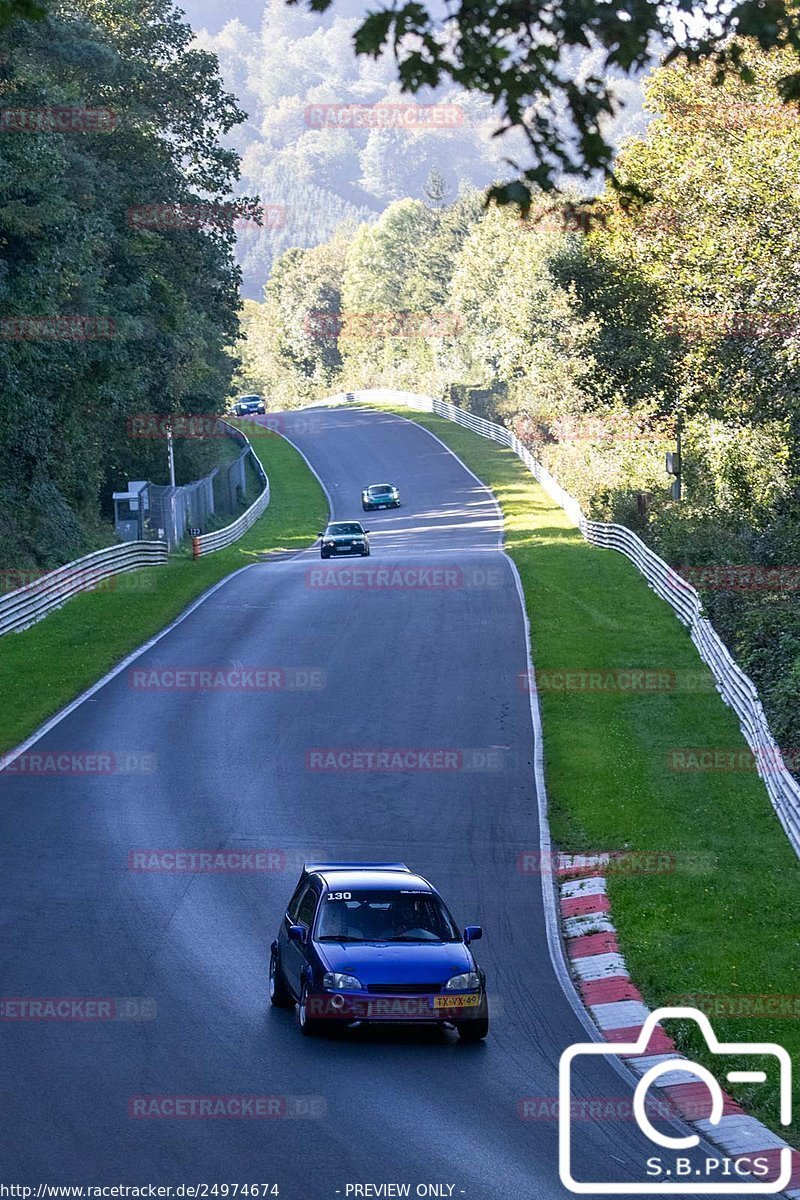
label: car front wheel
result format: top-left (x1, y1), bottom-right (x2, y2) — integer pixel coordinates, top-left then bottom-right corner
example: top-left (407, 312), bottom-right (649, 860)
top-left (361, 547), bottom-right (370, 557)
top-left (269, 947), bottom-right (291, 1008)
top-left (456, 1014), bottom-right (489, 1042)
top-left (297, 983), bottom-right (325, 1037)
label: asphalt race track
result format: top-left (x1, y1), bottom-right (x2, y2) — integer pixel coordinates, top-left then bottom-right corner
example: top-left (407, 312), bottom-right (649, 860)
top-left (0, 407), bottom-right (739, 1198)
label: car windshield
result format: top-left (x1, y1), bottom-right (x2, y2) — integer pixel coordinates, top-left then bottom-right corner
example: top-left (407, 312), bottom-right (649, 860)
top-left (369, 486), bottom-right (393, 494)
top-left (315, 889), bottom-right (460, 943)
top-left (327, 523), bottom-right (364, 536)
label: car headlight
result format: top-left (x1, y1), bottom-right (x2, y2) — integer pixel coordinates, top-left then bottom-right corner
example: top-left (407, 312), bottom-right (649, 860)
top-left (444, 972), bottom-right (481, 991)
top-left (322, 972), bottom-right (362, 990)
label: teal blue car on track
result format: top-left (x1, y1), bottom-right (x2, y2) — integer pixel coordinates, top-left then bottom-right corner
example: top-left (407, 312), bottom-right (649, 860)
top-left (362, 483), bottom-right (400, 511)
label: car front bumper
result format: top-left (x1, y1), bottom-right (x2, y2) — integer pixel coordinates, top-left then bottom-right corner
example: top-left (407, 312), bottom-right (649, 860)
top-left (304, 991), bottom-right (484, 1022)
top-left (322, 544), bottom-right (367, 555)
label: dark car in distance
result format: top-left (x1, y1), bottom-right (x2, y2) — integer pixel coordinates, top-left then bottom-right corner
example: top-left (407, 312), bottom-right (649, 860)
top-left (269, 862), bottom-right (489, 1040)
top-left (318, 522), bottom-right (370, 559)
top-left (233, 395), bottom-right (266, 416)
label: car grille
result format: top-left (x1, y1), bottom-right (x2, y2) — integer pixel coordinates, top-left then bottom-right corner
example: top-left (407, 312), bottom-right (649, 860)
top-left (365, 983), bottom-right (442, 995)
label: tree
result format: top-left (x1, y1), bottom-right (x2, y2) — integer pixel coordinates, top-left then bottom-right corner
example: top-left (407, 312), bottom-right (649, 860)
top-left (594, 47), bottom-right (800, 511)
top-left (237, 233), bottom-right (349, 401)
top-left (0, 0), bottom-right (43, 29)
top-left (422, 167), bottom-right (447, 209)
top-left (0, 0), bottom-right (254, 566)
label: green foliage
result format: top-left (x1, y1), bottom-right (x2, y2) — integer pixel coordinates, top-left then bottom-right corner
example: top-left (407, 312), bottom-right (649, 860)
top-left (191, 0), bottom-right (516, 297)
top-left (0, 0), bottom-right (44, 28)
top-left (0, 0), bottom-right (250, 568)
top-left (240, 40), bottom-right (800, 759)
top-left (290, 0), bottom-right (800, 203)
top-left (236, 231), bottom-right (348, 402)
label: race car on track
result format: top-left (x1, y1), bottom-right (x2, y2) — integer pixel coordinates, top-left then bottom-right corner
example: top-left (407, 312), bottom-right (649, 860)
top-left (269, 862), bottom-right (489, 1040)
top-left (318, 522), bottom-right (370, 559)
top-left (232, 395), bottom-right (265, 416)
top-left (361, 483), bottom-right (400, 511)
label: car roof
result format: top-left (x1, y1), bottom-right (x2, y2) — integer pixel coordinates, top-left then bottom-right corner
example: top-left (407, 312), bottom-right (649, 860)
top-left (303, 862), bottom-right (434, 892)
top-left (317, 870), bottom-right (434, 891)
top-left (367, 483), bottom-right (394, 489)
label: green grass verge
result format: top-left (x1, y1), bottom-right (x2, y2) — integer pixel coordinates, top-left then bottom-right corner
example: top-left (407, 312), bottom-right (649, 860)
top-left (378, 403), bottom-right (800, 1141)
top-left (0, 430), bottom-right (328, 754)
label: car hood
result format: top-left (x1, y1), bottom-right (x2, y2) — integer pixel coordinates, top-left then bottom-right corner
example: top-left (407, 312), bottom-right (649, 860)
top-left (316, 940), bottom-right (474, 984)
top-left (328, 533), bottom-right (365, 541)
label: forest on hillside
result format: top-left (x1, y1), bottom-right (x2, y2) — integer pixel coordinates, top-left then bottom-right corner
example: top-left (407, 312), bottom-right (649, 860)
top-left (0, 0), bottom-right (253, 568)
top-left (237, 44), bottom-right (800, 756)
top-left (188, 0), bottom-right (648, 296)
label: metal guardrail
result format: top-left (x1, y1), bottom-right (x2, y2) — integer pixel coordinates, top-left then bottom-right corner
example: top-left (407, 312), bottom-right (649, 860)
top-left (349, 387), bottom-right (800, 856)
top-left (0, 541), bottom-right (168, 636)
top-left (191, 420), bottom-right (270, 557)
top-left (1, 419), bottom-right (269, 634)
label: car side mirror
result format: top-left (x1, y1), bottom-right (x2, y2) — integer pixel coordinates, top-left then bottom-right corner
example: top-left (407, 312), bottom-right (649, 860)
top-left (364, 529), bottom-right (371, 533)
top-left (317, 532), bottom-right (324, 537)
top-left (288, 924), bottom-right (307, 944)
top-left (464, 925), bottom-right (482, 944)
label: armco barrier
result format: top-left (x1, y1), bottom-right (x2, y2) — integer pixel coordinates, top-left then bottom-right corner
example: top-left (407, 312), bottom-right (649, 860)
top-left (191, 420), bottom-right (270, 557)
top-left (335, 388), bottom-right (800, 856)
top-left (0, 541), bottom-right (168, 636)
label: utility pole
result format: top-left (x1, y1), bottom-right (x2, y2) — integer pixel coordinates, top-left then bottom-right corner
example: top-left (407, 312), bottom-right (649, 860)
top-left (666, 412), bottom-right (682, 500)
top-left (166, 422), bottom-right (176, 488)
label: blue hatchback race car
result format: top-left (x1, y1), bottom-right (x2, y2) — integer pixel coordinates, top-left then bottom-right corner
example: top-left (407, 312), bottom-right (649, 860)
top-left (269, 862), bottom-right (488, 1040)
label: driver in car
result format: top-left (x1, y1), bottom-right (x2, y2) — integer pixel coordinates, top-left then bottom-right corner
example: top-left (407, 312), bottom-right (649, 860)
top-left (318, 902), bottom-right (363, 941)
top-left (379, 897), bottom-right (438, 941)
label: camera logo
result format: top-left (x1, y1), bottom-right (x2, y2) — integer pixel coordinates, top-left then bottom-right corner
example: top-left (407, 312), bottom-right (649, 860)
top-left (559, 1006), bottom-right (792, 1193)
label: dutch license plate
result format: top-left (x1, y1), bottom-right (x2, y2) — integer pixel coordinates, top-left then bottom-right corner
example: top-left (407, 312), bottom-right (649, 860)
top-left (433, 993), bottom-right (480, 1009)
